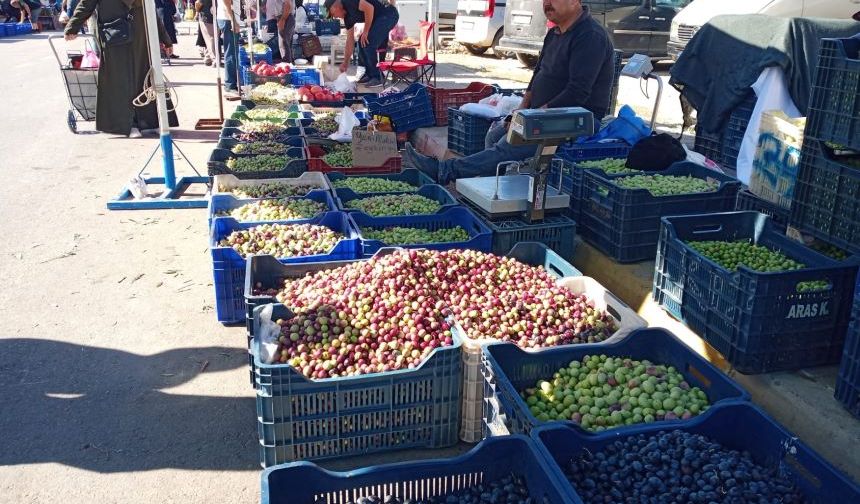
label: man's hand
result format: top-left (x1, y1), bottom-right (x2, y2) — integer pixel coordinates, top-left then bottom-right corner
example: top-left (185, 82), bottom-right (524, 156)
top-left (339, 60), bottom-right (349, 73)
top-left (359, 29), bottom-right (369, 47)
top-left (64, 32), bottom-right (78, 41)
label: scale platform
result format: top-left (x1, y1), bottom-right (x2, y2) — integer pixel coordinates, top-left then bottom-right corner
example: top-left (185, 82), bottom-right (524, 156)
top-left (456, 175), bottom-right (570, 216)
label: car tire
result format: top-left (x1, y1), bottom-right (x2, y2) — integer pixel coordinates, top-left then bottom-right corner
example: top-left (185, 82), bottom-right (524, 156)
top-left (491, 30), bottom-right (510, 59)
top-left (516, 53), bottom-right (539, 68)
top-left (463, 43), bottom-right (490, 56)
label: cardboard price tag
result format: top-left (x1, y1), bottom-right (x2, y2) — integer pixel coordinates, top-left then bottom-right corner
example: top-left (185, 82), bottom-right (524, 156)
top-left (352, 129), bottom-right (398, 167)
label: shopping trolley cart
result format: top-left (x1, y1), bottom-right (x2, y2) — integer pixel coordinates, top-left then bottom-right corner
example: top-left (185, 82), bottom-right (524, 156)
top-left (49, 35), bottom-right (98, 134)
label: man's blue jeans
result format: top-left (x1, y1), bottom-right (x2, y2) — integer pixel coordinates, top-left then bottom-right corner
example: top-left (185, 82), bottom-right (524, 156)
top-left (438, 123), bottom-right (538, 184)
top-left (218, 19), bottom-right (239, 91)
top-left (358, 6), bottom-right (399, 80)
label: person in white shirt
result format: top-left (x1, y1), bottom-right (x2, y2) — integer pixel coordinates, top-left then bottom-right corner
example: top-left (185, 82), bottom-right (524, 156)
top-left (216, 0), bottom-right (242, 95)
top-left (266, 0), bottom-right (295, 62)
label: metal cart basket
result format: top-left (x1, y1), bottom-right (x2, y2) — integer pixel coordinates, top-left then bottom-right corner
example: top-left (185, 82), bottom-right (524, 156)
top-left (49, 35), bottom-right (98, 133)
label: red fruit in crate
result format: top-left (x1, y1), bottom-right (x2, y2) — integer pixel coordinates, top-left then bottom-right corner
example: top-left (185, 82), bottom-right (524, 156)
top-left (311, 85), bottom-right (323, 95)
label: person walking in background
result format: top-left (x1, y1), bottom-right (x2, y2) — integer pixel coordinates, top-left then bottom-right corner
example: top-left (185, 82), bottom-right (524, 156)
top-left (11, 0), bottom-right (42, 31)
top-left (196, 0), bottom-right (216, 65)
top-left (64, 0), bottom-right (179, 137)
top-left (1, 0), bottom-right (21, 22)
top-left (156, 0), bottom-right (180, 58)
top-left (217, 0), bottom-right (241, 97)
top-left (266, 0), bottom-right (294, 62)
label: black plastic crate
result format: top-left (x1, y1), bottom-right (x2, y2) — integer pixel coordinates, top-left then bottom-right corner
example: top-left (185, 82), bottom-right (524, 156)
top-left (834, 288), bottom-right (860, 418)
top-left (806, 36), bottom-right (860, 151)
top-left (207, 147), bottom-right (307, 179)
top-left (789, 139), bottom-right (860, 254)
top-left (460, 199), bottom-right (577, 261)
top-left (608, 49), bottom-right (623, 117)
top-left (314, 19), bottom-right (340, 36)
top-left (579, 162), bottom-right (740, 263)
top-left (447, 107), bottom-right (494, 156)
top-left (551, 143), bottom-right (632, 222)
top-left (653, 211), bottom-right (859, 374)
top-left (693, 90), bottom-right (756, 170)
top-left (735, 188), bottom-right (789, 231)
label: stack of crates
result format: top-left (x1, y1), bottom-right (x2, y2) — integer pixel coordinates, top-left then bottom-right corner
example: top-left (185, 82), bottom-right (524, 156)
top-left (693, 90), bottom-right (757, 170)
top-left (835, 272), bottom-right (860, 418)
top-left (790, 35), bottom-right (860, 255)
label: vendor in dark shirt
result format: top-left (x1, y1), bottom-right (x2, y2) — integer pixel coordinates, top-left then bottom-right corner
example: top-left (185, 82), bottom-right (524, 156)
top-left (404, 0), bottom-right (614, 184)
top-left (325, 0), bottom-right (399, 88)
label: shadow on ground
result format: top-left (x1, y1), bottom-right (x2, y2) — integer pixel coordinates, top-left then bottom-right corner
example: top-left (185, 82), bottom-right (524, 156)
top-left (0, 339), bottom-right (258, 472)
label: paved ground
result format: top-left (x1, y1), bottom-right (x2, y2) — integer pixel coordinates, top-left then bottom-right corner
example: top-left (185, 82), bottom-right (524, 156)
top-left (0, 26), bottom-right (853, 504)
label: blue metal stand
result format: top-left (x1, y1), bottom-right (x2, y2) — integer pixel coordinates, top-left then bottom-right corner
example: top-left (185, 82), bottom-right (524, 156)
top-left (107, 134), bottom-right (210, 210)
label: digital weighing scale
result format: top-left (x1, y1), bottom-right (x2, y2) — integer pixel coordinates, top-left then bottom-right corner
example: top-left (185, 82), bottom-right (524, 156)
top-left (455, 107), bottom-right (595, 223)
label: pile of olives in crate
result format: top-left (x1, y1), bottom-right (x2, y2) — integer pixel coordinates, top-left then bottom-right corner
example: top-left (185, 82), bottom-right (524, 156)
top-left (577, 158), bottom-right (638, 174)
top-left (687, 240), bottom-right (829, 292)
top-left (323, 143), bottom-right (353, 167)
top-left (521, 355), bottom-right (710, 431)
top-left (563, 429), bottom-right (805, 503)
top-left (226, 153), bottom-right (298, 173)
top-left (615, 174), bottom-right (718, 196)
top-left (218, 198), bottom-right (326, 222)
top-left (333, 176), bottom-right (416, 193)
top-left (349, 194), bottom-right (441, 217)
top-left (361, 226), bottom-right (469, 245)
top-left (219, 183), bottom-right (319, 199)
top-left (312, 113), bottom-right (339, 136)
top-left (219, 223), bottom-right (341, 258)
top-left (231, 141), bottom-right (288, 156)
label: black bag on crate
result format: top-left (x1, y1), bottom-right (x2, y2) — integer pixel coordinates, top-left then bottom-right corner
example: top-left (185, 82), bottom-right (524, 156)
top-left (626, 133), bottom-right (687, 171)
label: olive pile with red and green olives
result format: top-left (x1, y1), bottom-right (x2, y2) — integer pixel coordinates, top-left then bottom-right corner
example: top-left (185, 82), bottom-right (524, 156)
top-left (219, 223), bottom-right (342, 258)
top-left (220, 183), bottom-right (320, 199)
top-left (522, 355), bottom-right (710, 431)
top-left (313, 114), bottom-right (338, 136)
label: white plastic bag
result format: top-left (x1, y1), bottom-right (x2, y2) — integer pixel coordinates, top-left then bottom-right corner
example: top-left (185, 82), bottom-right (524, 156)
top-left (479, 93), bottom-right (503, 107)
top-left (257, 305), bottom-right (282, 364)
top-left (329, 106), bottom-right (360, 142)
top-left (460, 102), bottom-right (502, 119)
top-left (684, 145), bottom-right (725, 174)
top-left (331, 72), bottom-right (356, 93)
top-left (494, 95), bottom-right (523, 117)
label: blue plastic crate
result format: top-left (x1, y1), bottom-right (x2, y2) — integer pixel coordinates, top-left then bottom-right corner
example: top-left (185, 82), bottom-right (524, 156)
top-left (261, 435), bottom-right (572, 504)
top-left (834, 278), bottom-right (860, 418)
top-left (364, 82), bottom-right (435, 133)
top-left (210, 212), bottom-right (360, 324)
top-left (579, 161), bottom-right (741, 263)
top-left (735, 188), bottom-right (789, 231)
top-left (807, 36), bottom-right (860, 151)
top-left (532, 403), bottom-right (860, 504)
top-left (207, 191), bottom-right (336, 227)
top-left (551, 143), bottom-right (633, 221)
top-left (350, 206), bottom-right (493, 255)
top-left (15, 22), bottom-right (31, 35)
top-left (0, 23), bottom-right (15, 36)
top-left (447, 107), bottom-right (495, 156)
top-left (336, 184), bottom-right (458, 215)
top-left (693, 90), bottom-right (757, 169)
top-left (251, 302), bottom-right (462, 466)
top-left (290, 68), bottom-right (321, 86)
top-left (481, 327), bottom-right (750, 438)
top-left (652, 211), bottom-right (859, 374)
top-left (326, 168), bottom-right (434, 199)
top-left (460, 199), bottom-right (577, 261)
top-left (207, 146), bottom-right (307, 179)
top-left (314, 19), bottom-right (340, 35)
top-left (789, 139), bottom-right (860, 255)
top-left (240, 46), bottom-right (273, 65)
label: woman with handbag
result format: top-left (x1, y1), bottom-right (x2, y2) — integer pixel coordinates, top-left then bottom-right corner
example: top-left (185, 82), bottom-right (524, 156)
top-left (64, 0), bottom-right (179, 137)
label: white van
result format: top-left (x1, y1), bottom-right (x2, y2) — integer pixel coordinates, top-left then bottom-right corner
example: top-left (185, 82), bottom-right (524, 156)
top-left (667, 0), bottom-right (860, 61)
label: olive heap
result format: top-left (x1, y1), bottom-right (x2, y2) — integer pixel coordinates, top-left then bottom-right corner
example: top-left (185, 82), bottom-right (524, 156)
top-left (231, 141), bottom-right (288, 156)
top-left (245, 107), bottom-right (291, 122)
top-left (312, 113), bottom-right (339, 136)
top-left (317, 474), bottom-right (540, 504)
top-left (218, 198), bottom-right (326, 222)
top-left (323, 143), bottom-right (353, 167)
top-left (521, 355), bottom-right (710, 431)
top-left (219, 223), bottom-right (342, 259)
top-left (240, 121), bottom-right (287, 134)
top-left (234, 122), bottom-right (293, 143)
top-left (361, 226), bottom-right (470, 245)
top-left (809, 241), bottom-right (849, 260)
top-left (349, 194), bottom-right (442, 217)
top-left (615, 174), bottom-right (719, 196)
top-left (563, 430), bottom-right (805, 503)
top-left (226, 153), bottom-right (298, 173)
top-left (333, 176), bottom-right (417, 193)
top-left (687, 240), bottom-right (829, 292)
top-left (220, 183), bottom-right (320, 199)
top-left (263, 249), bottom-right (617, 379)
top-left (576, 158), bottom-right (638, 174)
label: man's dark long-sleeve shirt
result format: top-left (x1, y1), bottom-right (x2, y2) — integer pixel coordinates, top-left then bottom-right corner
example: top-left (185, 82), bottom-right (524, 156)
top-left (527, 7), bottom-right (614, 118)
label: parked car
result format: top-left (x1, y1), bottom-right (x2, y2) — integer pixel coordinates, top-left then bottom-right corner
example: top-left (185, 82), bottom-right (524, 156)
top-left (668, 0), bottom-right (860, 61)
top-left (455, 0), bottom-right (508, 56)
top-left (497, 0), bottom-right (691, 67)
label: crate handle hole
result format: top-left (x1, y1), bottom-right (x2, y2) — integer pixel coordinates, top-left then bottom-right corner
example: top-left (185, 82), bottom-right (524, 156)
top-left (691, 224), bottom-right (724, 234)
top-left (548, 263), bottom-right (566, 279)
